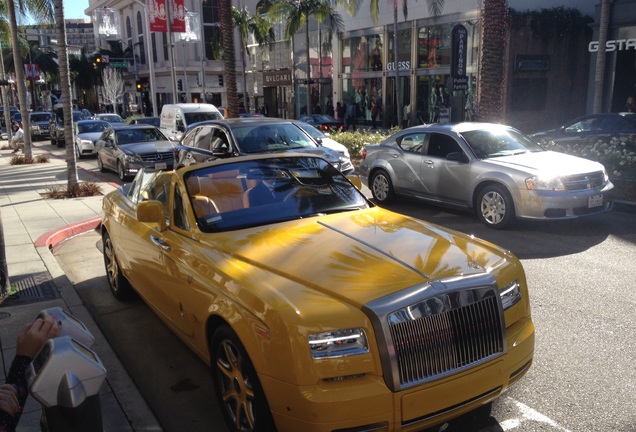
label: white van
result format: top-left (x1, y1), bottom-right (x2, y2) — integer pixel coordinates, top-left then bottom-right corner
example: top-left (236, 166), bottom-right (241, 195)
top-left (159, 103), bottom-right (223, 141)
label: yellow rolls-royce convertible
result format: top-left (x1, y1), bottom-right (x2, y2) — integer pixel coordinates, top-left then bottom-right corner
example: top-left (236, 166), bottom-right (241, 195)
top-left (101, 153), bottom-right (535, 432)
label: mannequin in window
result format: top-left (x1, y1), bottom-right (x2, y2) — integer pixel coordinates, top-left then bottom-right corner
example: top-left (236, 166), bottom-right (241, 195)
top-left (429, 88), bottom-right (438, 123)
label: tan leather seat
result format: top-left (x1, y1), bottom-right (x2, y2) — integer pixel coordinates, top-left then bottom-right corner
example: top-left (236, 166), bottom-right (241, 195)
top-left (186, 177), bottom-right (219, 219)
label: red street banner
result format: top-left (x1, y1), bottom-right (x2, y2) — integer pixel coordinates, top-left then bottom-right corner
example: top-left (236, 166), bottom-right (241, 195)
top-left (148, 0), bottom-right (168, 32)
top-left (171, 0), bottom-right (186, 32)
top-left (24, 64), bottom-right (40, 81)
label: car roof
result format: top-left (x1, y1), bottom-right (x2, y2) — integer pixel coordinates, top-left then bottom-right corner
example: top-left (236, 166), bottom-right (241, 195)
top-left (178, 152), bottom-right (328, 176)
top-left (77, 119), bottom-right (109, 124)
top-left (110, 124), bottom-right (157, 131)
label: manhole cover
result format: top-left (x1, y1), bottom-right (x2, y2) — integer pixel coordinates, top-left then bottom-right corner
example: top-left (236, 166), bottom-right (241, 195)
top-left (0, 272), bottom-right (59, 307)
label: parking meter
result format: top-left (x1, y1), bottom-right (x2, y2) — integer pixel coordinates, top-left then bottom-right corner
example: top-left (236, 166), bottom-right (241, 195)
top-left (37, 307), bottom-right (95, 347)
top-left (26, 308), bottom-right (106, 432)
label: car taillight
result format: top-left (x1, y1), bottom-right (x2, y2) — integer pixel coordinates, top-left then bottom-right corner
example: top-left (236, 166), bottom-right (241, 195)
top-left (320, 125), bottom-right (328, 132)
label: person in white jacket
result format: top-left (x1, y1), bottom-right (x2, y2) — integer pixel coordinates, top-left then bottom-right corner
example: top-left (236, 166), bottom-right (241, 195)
top-left (10, 123), bottom-right (24, 153)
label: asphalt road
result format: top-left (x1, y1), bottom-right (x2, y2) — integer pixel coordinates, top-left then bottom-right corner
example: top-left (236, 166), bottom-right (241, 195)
top-left (42, 138), bottom-right (636, 431)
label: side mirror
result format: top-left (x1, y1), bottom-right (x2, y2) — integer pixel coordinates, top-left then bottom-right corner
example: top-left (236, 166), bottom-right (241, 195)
top-left (447, 151), bottom-right (469, 163)
top-left (137, 200), bottom-right (167, 231)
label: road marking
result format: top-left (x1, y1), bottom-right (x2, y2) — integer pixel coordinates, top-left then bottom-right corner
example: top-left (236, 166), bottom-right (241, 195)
top-left (504, 397), bottom-right (573, 432)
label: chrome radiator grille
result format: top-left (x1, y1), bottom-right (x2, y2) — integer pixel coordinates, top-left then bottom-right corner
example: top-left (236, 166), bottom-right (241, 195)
top-left (562, 171), bottom-right (605, 190)
top-left (389, 293), bottom-right (503, 387)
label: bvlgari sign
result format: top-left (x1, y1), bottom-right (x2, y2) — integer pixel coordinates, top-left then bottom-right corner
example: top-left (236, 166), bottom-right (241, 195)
top-left (263, 69), bottom-right (292, 87)
top-left (589, 38), bottom-right (636, 52)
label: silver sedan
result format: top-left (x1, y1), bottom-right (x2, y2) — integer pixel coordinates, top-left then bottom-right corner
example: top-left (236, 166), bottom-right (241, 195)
top-left (359, 122), bottom-right (614, 229)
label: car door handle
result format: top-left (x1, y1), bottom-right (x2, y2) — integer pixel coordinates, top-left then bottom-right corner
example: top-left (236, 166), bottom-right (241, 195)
top-left (150, 235), bottom-right (171, 251)
top-left (424, 159), bottom-right (434, 165)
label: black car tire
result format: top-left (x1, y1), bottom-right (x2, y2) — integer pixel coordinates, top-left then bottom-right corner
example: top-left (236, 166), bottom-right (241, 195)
top-left (97, 156), bottom-right (106, 173)
top-left (56, 136), bottom-right (64, 148)
top-left (370, 169), bottom-right (395, 204)
top-left (50, 135), bottom-right (55, 146)
top-left (102, 231), bottom-right (133, 300)
top-left (210, 325), bottom-right (275, 432)
top-left (75, 144), bottom-right (82, 159)
top-left (476, 184), bottom-right (515, 229)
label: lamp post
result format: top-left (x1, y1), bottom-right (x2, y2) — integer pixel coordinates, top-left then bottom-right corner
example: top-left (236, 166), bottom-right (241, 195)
top-left (175, 12), bottom-right (200, 104)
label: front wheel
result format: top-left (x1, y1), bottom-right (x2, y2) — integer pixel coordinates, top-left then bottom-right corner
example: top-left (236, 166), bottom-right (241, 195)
top-left (476, 184), bottom-right (515, 229)
top-left (97, 155), bottom-right (106, 173)
top-left (370, 169), bottom-right (395, 204)
top-left (117, 161), bottom-right (128, 181)
top-left (75, 144), bottom-right (82, 159)
top-left (102, 231), bottom-right (133, 300)
top-left (210, 326), bottom-right (275, 432)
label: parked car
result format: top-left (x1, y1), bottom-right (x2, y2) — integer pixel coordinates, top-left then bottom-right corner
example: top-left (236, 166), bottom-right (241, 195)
top-left (101, 153), bottom-right (534, 432)
top-left (74, 120), bottom-right (110, 159)
top-left (530, 112), bottom-right (636, 145)
top-left (293, 120), bottom-right (354, 174)
top-left (159, 103), bottom-right (223, 141)
top-left (50, 109), bottom-right (87, 147)
top-left (128, 116), bottom-right (161, 127)
top-left (95, 125), bottom-right (174, 181)
top-left (360, 122), bottom-right (614, 229)
top-left (173, 118), bottom-right (346, 172)
top-left (29, 111), bottom-right (52, 140)
top-left (298, 114), bottom-right (345, 133)
top-left (0, 106), bottom-right (19, 128)
top-left (95, 113), bottom-right (126, 126)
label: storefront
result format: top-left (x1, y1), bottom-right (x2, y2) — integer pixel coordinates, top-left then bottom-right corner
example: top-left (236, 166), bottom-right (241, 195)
top-left (587, 0), bottom-right (636, 113)
top-left (263, 69), bottom-right (293, 118)
top-left (338, 11), bottom-right (480, 128)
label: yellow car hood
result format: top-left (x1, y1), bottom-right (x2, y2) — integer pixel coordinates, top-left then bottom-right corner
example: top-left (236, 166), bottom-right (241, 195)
top-left (203, 207), bottom-right (510, 307)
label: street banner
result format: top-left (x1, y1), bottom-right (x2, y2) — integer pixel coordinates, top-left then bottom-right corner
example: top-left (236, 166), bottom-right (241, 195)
top-left (24, 64), bottom-right (40, 81)
top-left (171, 0), bottom-right (186, 32)
top-left (148, 0), bottom-right (168, 32)
top-left (451, 24), bottom-right (467, 79)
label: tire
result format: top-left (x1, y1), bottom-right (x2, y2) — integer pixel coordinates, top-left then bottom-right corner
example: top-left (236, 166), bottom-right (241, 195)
top-left (50, 135), bottom-right (55, 146)
top-left (370, 169), bottom-right (395, 204)
top-left (210, 326), bottom-right (275, 432)
top-left (75, 144), bottom-right (82, 160)
top-left (97, 156), bottom-right (106, 173)
top-left (102, 231), bottom-right (133, 300)
top-left (117, 161), bottom-right (128, 181)
top-left (476, 184), bottom-right (515, 229)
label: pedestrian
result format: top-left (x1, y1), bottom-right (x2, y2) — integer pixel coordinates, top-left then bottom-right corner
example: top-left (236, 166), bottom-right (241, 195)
top-left (9, 123), bottom-right (24, 153)
top-left (0, 316), bottom-right (60, 431)
top-left (337, 102), bottom-right (345, 122)
top-left (371, 97), bottom-right (378, 129)
top-left (626, 96), bottom-right (635, 113)
top-left (347, 103), bottom-right (356, 131)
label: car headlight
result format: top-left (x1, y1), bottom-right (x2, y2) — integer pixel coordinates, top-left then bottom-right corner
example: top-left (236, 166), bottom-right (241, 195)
top-left (500, 280), bottom-right (522, 310)
top-left (125, 154), bottom-right (143, 163)
top-left (80, 139), bottom-right (92, 146)
top-left (525, 175), bottom-right (565, 191)
top-left (308, 328), bottom-right (369, 359)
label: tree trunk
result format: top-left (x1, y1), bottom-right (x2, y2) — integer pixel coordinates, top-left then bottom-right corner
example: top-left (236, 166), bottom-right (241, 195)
top-left (220, 0), bottom-right (239, 118)
top-left (393, 5), bottom-right (401, 128)
top-left (54, 0), bottom-right (79, 187)
top-left (7, 0), bottom-right (34, 157)
top-left (593, 0), bottom-right (610, 113)
top-left (478, 0), bottom-right (507, 123)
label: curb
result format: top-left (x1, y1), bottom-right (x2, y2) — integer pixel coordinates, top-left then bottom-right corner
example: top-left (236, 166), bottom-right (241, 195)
top-left (34, 217), bottom-right (102, 248)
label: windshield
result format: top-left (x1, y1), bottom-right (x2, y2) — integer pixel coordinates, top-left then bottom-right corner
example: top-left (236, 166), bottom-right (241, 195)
top-left (184, 111), bottom-right (223, 124)
top-left (184, 156), bottom-right (369, 232)
top-left (100, 115), bottom-right (124, 123)
top-left (78, 121), bottom-right (108, 134)
top-left (296, 123), bottom-right (325, 140)
top-left (461, 127), bottom-right (545, 159)
top-left (30, 113), bottom-right (51, 122)
top-left (116, 127), bottom-right (168, 145)
top-left (232, 123), bottom-right (317, 154)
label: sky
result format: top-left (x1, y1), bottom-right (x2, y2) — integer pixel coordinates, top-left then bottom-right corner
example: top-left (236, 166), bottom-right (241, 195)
top-left (64, 0), bottom-right (90, 20)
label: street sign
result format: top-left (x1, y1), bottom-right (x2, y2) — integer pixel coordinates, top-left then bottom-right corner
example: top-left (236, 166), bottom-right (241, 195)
top-left (109, 62), bottom-right (129, 68)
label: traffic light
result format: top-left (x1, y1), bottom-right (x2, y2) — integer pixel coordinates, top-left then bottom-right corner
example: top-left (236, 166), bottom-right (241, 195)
top-left (96, 56), bottom-right (101, 64)
top-left (136, 81), bottom-right (143, 91)
top-left (218, 74), bottom-right (223, 87)
top-left (178, 79), bottom-right (183, 91)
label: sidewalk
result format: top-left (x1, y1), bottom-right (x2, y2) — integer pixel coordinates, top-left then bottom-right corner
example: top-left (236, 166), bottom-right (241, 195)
top-left (0, 141), bottom-right (161, 431)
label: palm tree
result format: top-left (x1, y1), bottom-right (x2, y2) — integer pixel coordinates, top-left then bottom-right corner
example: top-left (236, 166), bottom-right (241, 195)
top-left (52, 0), bottom-right (78, 188)
top-left (478, 0), bottom-right (507, 122)
top-left (5, 0), bottom-right (54, 157)
top-left (269, 0), bottom-right (345, 116)
top-left (232, 5), bottom-right (275, 113)
top-left (219, 0), bottom-right (239, 118)
top-left (593, 0), bottom-right (610, 113)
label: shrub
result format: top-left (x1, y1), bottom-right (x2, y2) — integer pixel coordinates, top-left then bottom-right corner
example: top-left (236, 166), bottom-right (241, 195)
top-left (44, 182), bottom-right (102, 199)
top-left (332, 129), bottom-right (393, 157)
top-left (9, 154), bottom-right (49, 165)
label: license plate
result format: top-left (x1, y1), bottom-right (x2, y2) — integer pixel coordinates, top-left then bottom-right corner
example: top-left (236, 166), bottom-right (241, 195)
top-left (588, 194), bottom-right (603, 208)
top-left (154, 162), bottom-right (167, 170)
